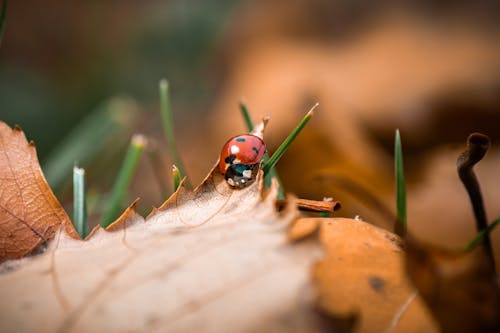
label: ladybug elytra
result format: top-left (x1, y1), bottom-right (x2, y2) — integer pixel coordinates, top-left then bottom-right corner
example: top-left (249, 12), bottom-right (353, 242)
top-left (219, 134), bottom-right (266, 187)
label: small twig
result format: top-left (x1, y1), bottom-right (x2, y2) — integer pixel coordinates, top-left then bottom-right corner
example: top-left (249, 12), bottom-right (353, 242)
top-left (276, 198), bottom-right (341, 213)
top-left (456, 132), bottom-right (495, 273)
top-left (319, 198), bottom-right (335, 217)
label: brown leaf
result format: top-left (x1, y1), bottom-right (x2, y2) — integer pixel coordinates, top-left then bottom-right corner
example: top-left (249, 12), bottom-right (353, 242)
top-left (288, 218), bottom-right (320, 242)
top-left (0, 121), bottom-right (78, 261)
top-left (310, 217), bottom-right (438, 333)
top-left (0, 169), bottom-right (330, 332)
top-left (405, 238), bottom-right (500, 333)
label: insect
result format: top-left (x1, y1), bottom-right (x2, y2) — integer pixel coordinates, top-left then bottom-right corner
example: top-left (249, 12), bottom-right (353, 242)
top-left (219, 134), bottom-right (266, 187)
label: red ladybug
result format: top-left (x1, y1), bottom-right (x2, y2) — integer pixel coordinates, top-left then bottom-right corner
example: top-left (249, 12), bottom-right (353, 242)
top-left (219, 134), bottom-right (266, 187)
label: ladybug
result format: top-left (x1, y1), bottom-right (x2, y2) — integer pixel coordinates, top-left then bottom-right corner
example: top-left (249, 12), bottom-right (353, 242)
top-left (219, 134), bottom-right (266, 187)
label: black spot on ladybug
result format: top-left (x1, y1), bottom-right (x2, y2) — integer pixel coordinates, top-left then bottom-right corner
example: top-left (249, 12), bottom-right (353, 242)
top-left (252, 147), bottom-right (259, 154)
top-left (224, 154), bottom-right (236, 164)
top-left (235, 137), bottom-right (246, 142)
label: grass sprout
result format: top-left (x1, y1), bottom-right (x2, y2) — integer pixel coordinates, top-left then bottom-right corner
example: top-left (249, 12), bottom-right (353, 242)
top-left (101, 134), bottom-right (146, 227)
top-left (172, 164), bottom-right (182, 191)
top-left (465, 217), bottom-right (500, 252)
top-left (159, 79), bottom-right (190, 188)
top-left (73, 166), bottom-right (89, 238)
top-left (394, 129), bottom-right (407, 237)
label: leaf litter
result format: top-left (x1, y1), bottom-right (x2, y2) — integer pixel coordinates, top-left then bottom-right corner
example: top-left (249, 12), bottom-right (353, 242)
top-left (0, 121), bottom-right (328, 332)
top-left (0, 120), bottom-right (470, 333)
top-left (0, 122), bottom-right (78, 261)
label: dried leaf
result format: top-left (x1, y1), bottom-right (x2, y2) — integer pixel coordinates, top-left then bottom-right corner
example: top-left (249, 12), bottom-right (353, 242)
top-left (0, 167), bottom-right (329, 332)
top-left (309, 217), bottom-right (438, 333)
top-left (405, 238), bottom-right (500, 333)
top-left (0, 121), bottom-right (78, 261)
top-left (288, 218), bottom-right (320, 242)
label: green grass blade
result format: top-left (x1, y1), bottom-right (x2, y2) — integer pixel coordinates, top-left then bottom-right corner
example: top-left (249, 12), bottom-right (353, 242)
top-left (239, 101), bottom-right (255, 132)
top-left (101, 134), bottom-right (147, 227)
top-left (159, 79), bottom-right (191, 188)
top-left (42, 97), bottom-right (137, 191)
top-left (394, 129), bottom-right (407, 237)
top-left (465, 217), bottom-right (500, 252)
top-left (0, 0), bottom-right (6, 46)
top-left (262, 103), bottom-right (317, 175)
top-left (239, 101), bottom-right (285, 199)
top-left (73, 166), bottom-right (89, 238)
top-left (172, 164), bottom-right (182, 191)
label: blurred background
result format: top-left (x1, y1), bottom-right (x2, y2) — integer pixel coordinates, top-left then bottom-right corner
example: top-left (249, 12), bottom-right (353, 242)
top-left (1, 0), bottom-right (499, 260)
